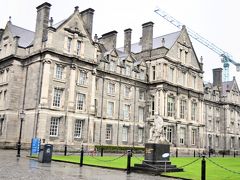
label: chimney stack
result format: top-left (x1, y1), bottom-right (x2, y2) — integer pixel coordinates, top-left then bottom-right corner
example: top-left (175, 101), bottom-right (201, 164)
top-left (0, 29), bottom-right (4, 41)
top-left (124, 28), bottom-right (132, 54)
top-left (213, 68), bottom-right (222, 87)
top-left (34, 2), bottom-right (51, 49)
top-left (99, 31), bottom-right (118, 51)
top-left (80, 8), bottom-right (95, 38)
top-left (142, 21), bottom-right (154, 51)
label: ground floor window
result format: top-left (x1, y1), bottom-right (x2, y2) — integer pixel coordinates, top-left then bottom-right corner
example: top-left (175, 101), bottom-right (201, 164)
top-left (105, 124), bottom-right (112, 140)
top-left (138, 128), bottom-right (143, 143)
top-left (122, 126), bottom-right (128, 142)
top-left (179, 127), bottom-right (185, 145)
top-left (191, 129), bottom-right (197, 145)
top-left (74, 119), bottom-right (83, 138)
top-left (0, 118), bottom-right (4, 136)
top-left (163, 126), bottom-right (173, 143)
top-left (50, 117), bottom-right (60, 137)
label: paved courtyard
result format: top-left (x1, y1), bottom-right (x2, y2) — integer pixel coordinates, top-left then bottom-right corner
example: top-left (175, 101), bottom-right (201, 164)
top-left (0, 149), bottom-right (179, 180)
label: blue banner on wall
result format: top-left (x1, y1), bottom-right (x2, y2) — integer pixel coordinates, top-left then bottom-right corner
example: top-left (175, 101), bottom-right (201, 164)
top-left (31, 138), bottom-right (41, 155)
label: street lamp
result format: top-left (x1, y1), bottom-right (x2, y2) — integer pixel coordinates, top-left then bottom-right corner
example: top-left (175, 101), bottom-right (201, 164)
top-left (17, 111), bottom-right (25, 157)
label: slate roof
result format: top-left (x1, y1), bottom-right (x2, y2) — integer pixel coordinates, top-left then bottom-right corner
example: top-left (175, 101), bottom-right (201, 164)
top-left (9, 23), bottom-right (35, 47)
top-left (222, 81), bottom-right (234, 96)
top-left (118, 31), bottom-right (180, 53)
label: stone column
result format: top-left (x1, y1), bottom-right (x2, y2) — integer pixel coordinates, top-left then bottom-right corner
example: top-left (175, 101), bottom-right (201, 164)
top-left (89, 69), bottom-right (96, 114)
top-left (40, 59), bottom-right (51, 106)
top-left (68, 64), bottom-right (76, 109)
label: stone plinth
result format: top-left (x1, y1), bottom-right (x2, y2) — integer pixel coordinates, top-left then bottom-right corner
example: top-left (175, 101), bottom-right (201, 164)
top-left (133, 143), bottom-right (183, 174)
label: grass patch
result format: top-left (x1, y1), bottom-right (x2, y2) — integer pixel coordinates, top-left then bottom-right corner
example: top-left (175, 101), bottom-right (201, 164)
top-left (52, 155), bottom-right (240, 180)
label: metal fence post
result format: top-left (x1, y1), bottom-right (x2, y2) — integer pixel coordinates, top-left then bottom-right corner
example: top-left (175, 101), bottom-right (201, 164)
top-left (64, 144), bottom-right (67, 156)
top-left (194, 150), bottom-right (195, 157)
top-left (101, 147), bottom-right (103, 157)
top-left (176, 148), bottom-right (178, 157)
top-left (234, 150), bottom-right (236, 158)
top-left (201, 155), bottom-right (206, 180)
top-left (80, 145), bottom-right (84, 167)
top-left (127, 150), bottom-right (132, 174)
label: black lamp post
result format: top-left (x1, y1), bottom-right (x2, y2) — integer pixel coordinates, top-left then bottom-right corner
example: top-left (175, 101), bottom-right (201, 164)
top-left (17, 111), bottom-right (25, 157)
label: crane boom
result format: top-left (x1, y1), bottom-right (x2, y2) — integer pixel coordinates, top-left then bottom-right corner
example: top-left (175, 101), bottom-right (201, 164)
top-left (154, 8), bottom-right (240, 81)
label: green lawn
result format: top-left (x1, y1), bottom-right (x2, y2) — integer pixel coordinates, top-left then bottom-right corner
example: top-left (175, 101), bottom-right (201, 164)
top-left (52, 155), bottom-right (240, 180)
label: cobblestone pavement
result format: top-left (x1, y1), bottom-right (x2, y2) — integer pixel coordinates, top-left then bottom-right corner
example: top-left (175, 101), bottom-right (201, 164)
top-left (0, 149), bottom-right (179, 180)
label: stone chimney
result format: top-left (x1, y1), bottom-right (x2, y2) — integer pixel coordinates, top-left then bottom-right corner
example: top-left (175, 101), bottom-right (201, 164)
top-left (124, 28), bottom-right (132, 54)
top-left (100, 31), bottom-right (117, 51)
top-left (142, 21), bottom-right (154, 51)
top-left (80, 8), bottom-right (94, 38)
top-left (0, 29), bottom-right (4, 41)
top-left (33, 2), bottom-right (51, 49)
top-left (213, 68), bottom-right (222, 87)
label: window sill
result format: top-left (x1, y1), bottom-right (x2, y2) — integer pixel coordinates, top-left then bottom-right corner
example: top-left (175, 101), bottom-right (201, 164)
top-left (107, 93), bottom-right (115, 97)
top-left (0, 82), bottom-right (8, 86)
top-left (76, 83), bottom-right (88, 88)
top-left (53, 78), bottom-right (66, 83)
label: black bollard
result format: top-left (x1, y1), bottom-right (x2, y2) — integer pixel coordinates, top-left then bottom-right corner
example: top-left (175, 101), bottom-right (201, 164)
top-left (80, 145), bottom-right (84, 167)
top-left (101, 147), bottom-right (103, 157)
top-left (64, 144), bottom-right (67, 156)
top-left (234, 151), bottom-right (236, 158)
top-left (127, 150), bottom-right (132, 174)
top-left (208, 150), bottom-right (211, 158)
top-left (222, 151), bottom-right (225, 158)
top-left (194, 150), bottom-right (196, 157)
top-left (176, 148), bottom-right (178, 157)
top-left (201, 155), bottom-right (206, 180)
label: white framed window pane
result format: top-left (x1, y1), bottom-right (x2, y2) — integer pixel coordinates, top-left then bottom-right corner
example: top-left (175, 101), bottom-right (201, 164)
top-left (164, 126), bottom-right (173, 143)
top-left (53, 88), bottom-right (63, 107)
top-left (191, 102), bottom-right (197, 121)
top-left (108, 82), bottom-right (115, 95)
top-left (76, 93), bottom-right (86, 110)
top-left (139, 91), bottom-right (144, 100)
top-left (106, 125), bottom-right (112, 140)
top-left (167, 96), bottom-right (175, 117)
top-left (122, 127), bottom-right (128, 141)
top-left (124, 105), bottom-right (130, 119)
top-left (74, 119), bottom-right (83, 138)
top-left (55, 64), bottom-right (63, 79)
top-left (180, 99), bottom-right (186, 119)
top-left (79, 71), bottom-right (87, 85)
top-left (138, 128), bottom-right (143, 143)
top-left (107, 102), bottom-right (114, 117)
top-left (125, 65), bottom-right (131, 76)
top-left (191, 129), bottom-right (196, 145)
top-left (179, 127), bottom-right (185, 145)
top-left (124, 86), bottom-right (130, 97)
top-left (109, 61), bottom-right (115, 71)
top-left (50, 117), bottom-right (60, 136)
top-left (67, 37), bottom-right (72, 52)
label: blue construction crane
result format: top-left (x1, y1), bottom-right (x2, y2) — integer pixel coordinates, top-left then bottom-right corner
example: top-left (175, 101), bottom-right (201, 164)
top-left (154, 8), bottom-right (240, 82)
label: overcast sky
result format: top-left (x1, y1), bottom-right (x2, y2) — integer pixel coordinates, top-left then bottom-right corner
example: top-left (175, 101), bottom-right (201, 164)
top-left (1, 0), bottom-right (239, 83)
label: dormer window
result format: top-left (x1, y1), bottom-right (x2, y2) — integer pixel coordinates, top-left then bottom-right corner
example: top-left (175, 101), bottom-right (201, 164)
top-left (109, 60), bottom-right (115, 72)
top-left (140, 69), bottom-right (145, 80)
top-left (67, 37), bottom-right (72, 52)
top-left (125, 65), bottom-right (131, 76)
top-left (76, 41), bottom-right (81, 55)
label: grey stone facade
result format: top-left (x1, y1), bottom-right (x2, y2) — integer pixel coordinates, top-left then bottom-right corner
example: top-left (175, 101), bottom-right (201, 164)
top-left (0, 2), bottom-right (239, 154)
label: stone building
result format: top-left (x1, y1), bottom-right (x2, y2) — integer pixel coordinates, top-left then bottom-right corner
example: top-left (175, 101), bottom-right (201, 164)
top-left (0, 2), bottom-right (239, 154)
top-left (204, 68), bottom-right (240, 153)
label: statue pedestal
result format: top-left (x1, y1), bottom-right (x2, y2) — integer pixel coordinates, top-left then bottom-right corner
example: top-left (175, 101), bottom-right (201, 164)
top-left (144, 143), bottom-right (170, 163)
top-left (133, 143), bottom-right (183, 174)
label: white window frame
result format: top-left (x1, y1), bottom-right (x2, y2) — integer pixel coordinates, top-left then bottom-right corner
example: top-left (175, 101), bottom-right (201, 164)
top-left (76, 93), bottom-right (86, 111)
top-left (53, 88), bottom-right (63, 107)
top-left (67, 37), bottom-right (72, 52)
top-left (74, 119), bottom-right (83, 138)
top-left (78, 70), bottom-right (87, 85)
top-left (55, 64), bottom-right (64, 80)
top-left (107, 101), bottom-right (114, 117)
top-left (167, 96), bottom-right (175, 117)
top-left (179, 127), bottom-right (185, 145)
top-left (191, 129), bottom-right (197, 145)
top-left (124, 86), bottom-right (131, 98)
top-left (138, 128), bottom-right (143, 143)
top-left (191, 101), bottom-right (197, 121)
top-left (124, 104), bottom-right (130, 120)
top-left (76, 41), bottom-right (82, 55)
top-left (122, 126), bottom-right (128, 142)
top-left (163, 126), bottom-right (173, 143)
top-left (50, 117), bottom-right (60, 137)
top-left (139, 90), bottom-right (145, 100)
top-left (108, 82), bottom-right (115, 95)
top-left (125, 65), bottom-right (131, 76)
top-left (180, 99), bottom-right (187, 119)
top-left (105, 125), bottom-right (112, 140)
top-left (109, 60), bottom-right (115, 72)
